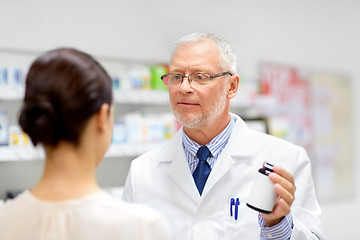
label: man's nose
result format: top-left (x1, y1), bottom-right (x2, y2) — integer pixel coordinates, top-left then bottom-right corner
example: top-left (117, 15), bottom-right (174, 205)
top-left (178, 76), bottom-right (194, 93)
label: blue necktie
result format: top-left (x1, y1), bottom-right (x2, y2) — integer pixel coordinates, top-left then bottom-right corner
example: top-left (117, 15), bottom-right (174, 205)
top-left (193, 146), bottom-right (211, 195)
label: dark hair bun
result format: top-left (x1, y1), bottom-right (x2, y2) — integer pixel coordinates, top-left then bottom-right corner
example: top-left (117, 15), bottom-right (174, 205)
top-left (19, 97), bottom-right (60, 146)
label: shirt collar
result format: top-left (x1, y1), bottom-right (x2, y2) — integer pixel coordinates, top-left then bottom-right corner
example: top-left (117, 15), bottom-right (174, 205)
top-left (182, 116), bottom-right (235, 159)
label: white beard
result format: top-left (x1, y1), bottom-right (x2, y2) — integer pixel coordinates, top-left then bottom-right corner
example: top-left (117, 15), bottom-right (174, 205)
top-left (174, 88), bottom-right (228, 129)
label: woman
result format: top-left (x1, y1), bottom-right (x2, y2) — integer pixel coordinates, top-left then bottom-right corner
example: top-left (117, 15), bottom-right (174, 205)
top-left (0, 48), bottom-right (171, 240)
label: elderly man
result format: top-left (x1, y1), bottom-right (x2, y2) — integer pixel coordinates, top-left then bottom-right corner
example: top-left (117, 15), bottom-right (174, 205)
top-left (123, 32), bottom-right (323, 240)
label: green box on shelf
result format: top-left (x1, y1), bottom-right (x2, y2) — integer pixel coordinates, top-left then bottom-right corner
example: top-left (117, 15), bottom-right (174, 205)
top-left (150, 65), bottom-right (168, 91)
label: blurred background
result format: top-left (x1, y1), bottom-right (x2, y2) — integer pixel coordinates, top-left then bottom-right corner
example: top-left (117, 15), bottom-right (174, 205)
top-left (0, 0), bottom-right (359, 239)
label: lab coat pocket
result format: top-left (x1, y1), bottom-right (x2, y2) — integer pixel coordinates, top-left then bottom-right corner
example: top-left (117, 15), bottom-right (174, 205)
top-left (224, 197), bottom-right (259, 239)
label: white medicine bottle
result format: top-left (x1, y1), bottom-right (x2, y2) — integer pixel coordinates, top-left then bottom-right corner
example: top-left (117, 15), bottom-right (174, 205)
top-left (246, 162), bottom-right (276, 214)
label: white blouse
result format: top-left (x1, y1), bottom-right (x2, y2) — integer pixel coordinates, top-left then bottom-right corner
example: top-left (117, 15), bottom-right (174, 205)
top-left (0, 190), bottom-right (171, 240)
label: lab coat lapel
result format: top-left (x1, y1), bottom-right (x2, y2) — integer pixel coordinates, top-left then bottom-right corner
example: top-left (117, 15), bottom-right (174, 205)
top-left (164, 116), bottom-right (254, 203)
top-left (165, 130), bottom-right (201, 204)
top-left (201, 148), bottom-right (235, 197)
top-left (201, 114), bottom-right (254, 198)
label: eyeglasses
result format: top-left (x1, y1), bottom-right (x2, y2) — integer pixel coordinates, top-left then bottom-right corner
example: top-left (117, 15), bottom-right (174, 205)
top-left (161, 72), bottom-right (233, 87)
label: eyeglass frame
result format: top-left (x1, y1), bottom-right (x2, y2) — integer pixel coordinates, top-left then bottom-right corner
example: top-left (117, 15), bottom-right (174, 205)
top-left (160, 72), bottom-right (233, 86)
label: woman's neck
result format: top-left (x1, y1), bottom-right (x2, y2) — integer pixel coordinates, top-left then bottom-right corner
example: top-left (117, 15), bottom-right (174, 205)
top-left (31, 142), bottom-right (100, 201)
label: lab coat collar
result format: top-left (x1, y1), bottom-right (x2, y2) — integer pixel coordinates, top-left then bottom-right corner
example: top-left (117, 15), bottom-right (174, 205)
top-left (226, 113), bottom-right (256, 158)
top-left (157, 113), bottom-right (254, 161)
top-left (163, 130), bottom-right (202, 203)
top-left (158, 113), bottom-right (255, 204)
top-left (201, 113), bottom-right (254, 197)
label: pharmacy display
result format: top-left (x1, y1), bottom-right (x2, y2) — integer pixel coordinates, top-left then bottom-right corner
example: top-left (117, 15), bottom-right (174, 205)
top-left (0, 51), bottom-right (354, 202)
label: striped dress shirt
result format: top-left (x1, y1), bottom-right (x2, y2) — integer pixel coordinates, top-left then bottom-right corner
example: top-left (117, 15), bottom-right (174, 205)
top-left (182, 117), bottom-right (235, 174)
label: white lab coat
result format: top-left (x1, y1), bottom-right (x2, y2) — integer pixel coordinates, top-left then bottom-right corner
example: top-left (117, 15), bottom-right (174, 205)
top-left (123, 114), bottom-right (323, 240)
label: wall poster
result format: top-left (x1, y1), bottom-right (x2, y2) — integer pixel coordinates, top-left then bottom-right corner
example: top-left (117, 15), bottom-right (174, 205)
top-left (310, 73), bottom-right (353, 201)
top-left (258, 62), bottom-right (353, 201)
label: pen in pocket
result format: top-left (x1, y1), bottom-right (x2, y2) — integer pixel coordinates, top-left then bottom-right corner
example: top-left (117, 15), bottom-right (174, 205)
top-left (235, 198), bottom-right (240, 220)
top-left (230, 198), bottom-right (235, 217)
top-left (230, 198), bottom-right (240, 220)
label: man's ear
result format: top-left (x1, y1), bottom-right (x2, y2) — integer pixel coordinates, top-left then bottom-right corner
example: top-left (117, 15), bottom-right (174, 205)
top-left (227, 74), bottom-right (240, 99)
top-left (96, 103), bottom-right (110, 132)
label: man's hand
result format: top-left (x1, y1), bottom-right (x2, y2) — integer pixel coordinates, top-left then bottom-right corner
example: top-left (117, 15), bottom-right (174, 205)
top-left (261, 166), bottom-right (296, 227)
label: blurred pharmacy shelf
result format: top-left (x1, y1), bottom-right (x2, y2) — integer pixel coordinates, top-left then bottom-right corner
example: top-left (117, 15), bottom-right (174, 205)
top-left (0, 88), bottom-right (177, 162)
top-left (113, 89), bottom-right (169, 105)
top-left (105, 142), bottom-right (166, 158)
top-left (0, 87), bottom-right (170, 105)
top-left (0, 142), bottom-right (167, 162)
top-left (0, 88), bottom-right (25, 101)
top-left (0, 146), bottom-right (44, 161)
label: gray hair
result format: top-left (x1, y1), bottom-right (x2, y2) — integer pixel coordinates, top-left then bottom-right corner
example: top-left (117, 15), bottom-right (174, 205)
top-left (171, 32), bottom-right (237, 74)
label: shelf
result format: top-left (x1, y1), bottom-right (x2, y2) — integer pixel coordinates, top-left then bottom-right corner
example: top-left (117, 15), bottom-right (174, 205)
top-left (0, 88), bottom-right (169, 105)
top-left (0, 142), bottom-right (167, 162)
top-left (0, 87), bottom-right (270, 110)
top-left (113, 89), bottom-right (169, 105)
top-left (0, 87), bottom-right (25, 101)
top-left (105, 142), bottom-right (165, 158)
top-left (0, 146), bottom-right (44, 162)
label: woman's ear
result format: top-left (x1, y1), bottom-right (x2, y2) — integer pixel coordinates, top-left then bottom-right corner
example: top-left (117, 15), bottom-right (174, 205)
top-left (96, 103), bottom-right (110, 132)
top-left (227, 74), bottom-right (240, 99)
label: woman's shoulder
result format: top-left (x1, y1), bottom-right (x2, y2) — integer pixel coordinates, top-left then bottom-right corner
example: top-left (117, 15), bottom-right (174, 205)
top-left (85, 191), bottom-right (166, 221)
